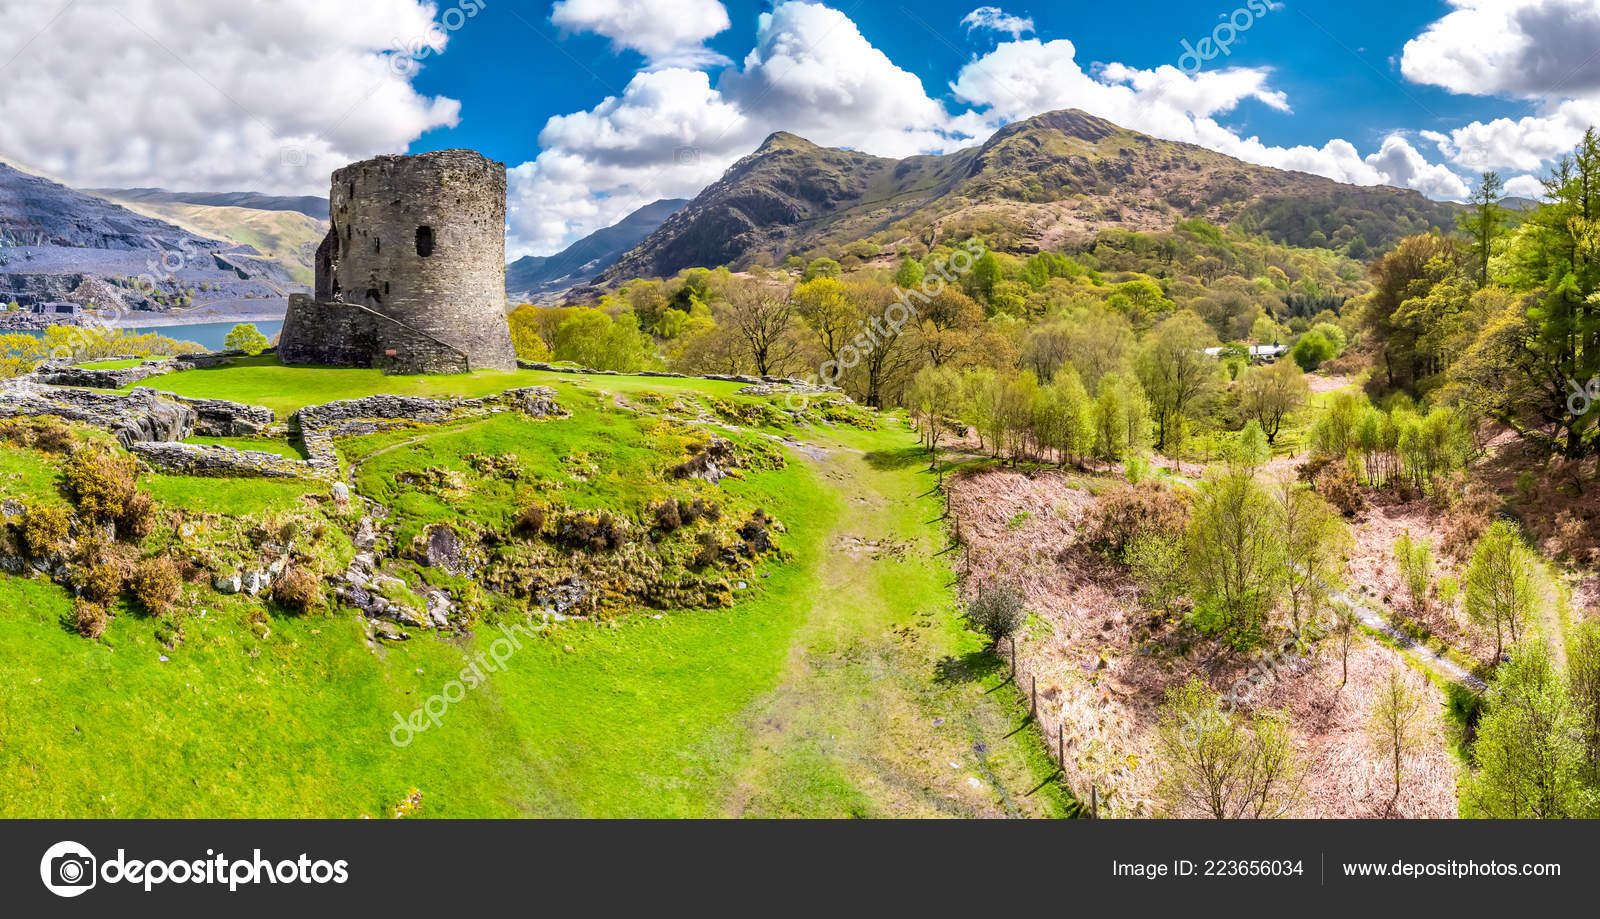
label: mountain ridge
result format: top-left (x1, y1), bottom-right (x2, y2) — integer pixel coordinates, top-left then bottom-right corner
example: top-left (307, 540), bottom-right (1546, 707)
top-left (598, 108), bottom-right (1461, 284)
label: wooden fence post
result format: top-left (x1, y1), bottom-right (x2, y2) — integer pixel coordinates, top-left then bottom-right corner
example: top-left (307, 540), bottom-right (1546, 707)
top-left (1030, 675), bottom-right (1036, 718)
top-left (1057, 723), bottom-right (1064, 769)
top-left (1009, 636), bottom-right (1016, 680)
top-left (1091, 784), bottom-right (1099, 820)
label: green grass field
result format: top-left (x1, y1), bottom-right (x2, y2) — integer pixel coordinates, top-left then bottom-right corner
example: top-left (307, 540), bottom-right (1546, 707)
top-left (2, 360), bottom-right (1065, 817)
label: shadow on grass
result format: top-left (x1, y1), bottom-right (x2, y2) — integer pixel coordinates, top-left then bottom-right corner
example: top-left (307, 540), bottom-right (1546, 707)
top-left (862, 446), bottom-right (926, 471)
top-left (933, 649), bottom-right (1006, 685)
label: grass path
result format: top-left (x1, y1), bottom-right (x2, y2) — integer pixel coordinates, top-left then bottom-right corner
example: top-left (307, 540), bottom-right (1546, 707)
top-left (721, 443), bottom-right (1065, 817)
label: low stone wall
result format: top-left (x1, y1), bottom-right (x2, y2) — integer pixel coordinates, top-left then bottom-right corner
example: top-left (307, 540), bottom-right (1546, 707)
top-left (128, 442), bottom-right (308, 478)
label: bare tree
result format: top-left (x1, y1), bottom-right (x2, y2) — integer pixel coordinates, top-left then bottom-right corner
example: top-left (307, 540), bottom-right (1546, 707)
top-left (717, 277), bottom-right (797, 377)
top-left (1366, 665), bottom-right (1428, 806)
top-left (1155, 678), bottom-right (1305, 818)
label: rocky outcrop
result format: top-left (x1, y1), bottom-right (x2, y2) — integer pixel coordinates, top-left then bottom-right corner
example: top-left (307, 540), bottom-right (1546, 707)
top-left (0, 380), bottom-right (194, 446)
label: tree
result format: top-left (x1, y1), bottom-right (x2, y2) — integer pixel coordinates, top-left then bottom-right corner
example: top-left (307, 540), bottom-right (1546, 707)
top-left (1290, 331), bottom-right (1336, 371)
top-left (1275, 481), bottom-right (1350, 631)
top-left (907, 365), bottom-right (962, 464)
top-left (1237, 359), bottom-right (1308, 444)
top-left (1154, 678), bottom-right (1305, 818)
top-left (791, 277), bottom-right (857, 368)
top-left (1463, 521), bottom-right (1537, 660)
top-left (552, 308), bottom-right (653, 371)
top-left (1367, 665), bottom-right (1429, 804)
top-left (964, 579), bottom-right (1026, 647)
top-left (1469, 639), bottom-right (1593, 818)
top-left (1333, 606), bottom-right (1359, 685)
top-left (1393, 532), bottom-right (1433, 616)
top-left (1135, 310), bottom-right (1222, 452)
top-left (223, 323), bottom-right (269, 355)
top-left (891, 256), bottom-right (925, 289)
top-left (716, 277), bottom-right (796, 377)
top-left (1459, 170), bottom-right (1505, 288)
top-left (1568, 619), bottom-right (1600, 782)
top-left (1186, 466), bottom-right (1280, 644)
top-left (801, 257), bottom-right (841, 281)
top-left (1036, 368), bottom-right (1093, 465)
top-left (1128, 531), bottom-right (1187, 616)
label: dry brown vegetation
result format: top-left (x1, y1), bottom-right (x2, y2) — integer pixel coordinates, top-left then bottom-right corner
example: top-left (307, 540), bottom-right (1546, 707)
top-left (948, 465), bottom-right (1459, 817)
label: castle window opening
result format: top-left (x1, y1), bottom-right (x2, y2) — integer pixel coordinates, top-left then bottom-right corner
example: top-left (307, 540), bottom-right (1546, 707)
top-left (416, 226), bottom-right (435, 258)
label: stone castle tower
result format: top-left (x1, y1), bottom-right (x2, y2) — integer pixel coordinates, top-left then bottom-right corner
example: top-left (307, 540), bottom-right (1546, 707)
top-left (279, 149), bottom-right (516, 374)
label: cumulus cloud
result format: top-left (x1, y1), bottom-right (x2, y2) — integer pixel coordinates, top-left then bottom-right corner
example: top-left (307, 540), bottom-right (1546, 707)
top-left (0, 0), bottom-right (463, 196)
top-left (510, 2), bottom-right (1477, 256)
top-left (1401, 0), bottom-right (1600, 99)
top-left (510, 0), bottom-right (974, 256)
top-left (1401, 1), bottom-right (1600, 173)
top-left (960, 7), bottom-right (1035, 39)
top-left (950, 38), bottom-right (1463, 198)
top-left (550, 0), bottom-right (732, 69)
top-left (1503, 174), bottom-right (1548, 199)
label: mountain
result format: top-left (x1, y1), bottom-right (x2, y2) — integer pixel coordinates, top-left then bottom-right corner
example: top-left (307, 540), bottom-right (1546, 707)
top-left (90, 191), bottom-right (328, 286)
top-left (507, 198), bottom-right (688, 300)
top-left (87, 187), bottom-right (328, 219)
top-left (0, 161), bottom-right (297, 320)
top-left (599, 109), bottom-right (1462, 284)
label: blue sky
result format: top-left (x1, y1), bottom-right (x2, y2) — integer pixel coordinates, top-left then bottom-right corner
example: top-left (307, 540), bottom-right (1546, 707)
top-left (2, 1), bottom-right (1597, 258)
top-left (413, 1), bottom-right (1523, 167)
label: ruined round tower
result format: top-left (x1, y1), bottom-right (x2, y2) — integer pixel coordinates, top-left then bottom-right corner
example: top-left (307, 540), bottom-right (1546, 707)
top-left (279, 149), bottom-right (515, 374)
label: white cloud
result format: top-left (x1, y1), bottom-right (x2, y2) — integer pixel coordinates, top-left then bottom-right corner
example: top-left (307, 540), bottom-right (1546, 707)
top-left (1503, 174), bottom-right (1547, 199)
top-left (1401, 0), bottom-right (1600, 99)
top-left (550, 0), bottom-right (731, 69)
top-left (949, 38), bottom-right (1464, 199)
top-left (960, 7), bottom-right (1035, 39)
top-left (506, 68), bottom-right (753, 257)
top-left (510, 1), bottom-right (976, 256)
top-left (1400, 1), bottom-right (1600, 174)
top-left (0, 0), bottom-right (463, 196)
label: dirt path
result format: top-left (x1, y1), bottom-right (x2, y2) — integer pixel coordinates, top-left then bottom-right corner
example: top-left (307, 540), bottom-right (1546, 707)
top-left (721, 447), bottom-right (1062, 817)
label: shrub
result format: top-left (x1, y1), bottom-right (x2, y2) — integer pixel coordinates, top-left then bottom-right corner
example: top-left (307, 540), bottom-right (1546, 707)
top-left (73, 599), bottom-right (109, 638)
top-left (0, 418), bottom-right (76, 453)
top-left (61, 448), bottom-right (137, 523)
top-left (74, 559), bottom-right (127, 606)
top-left (653, 500), bottom-right (683, 532)
top-left (512, 504), bottom-right (546, 538)
top-left (129, 555), bottom-right (181, 616)
top-left (1440, 481), bottom-right (1499, 560)
top-left (1082, 483), bottom-right (1189, 559)
top-left (692, 531), bottom-right (721, 568)
top-left (1313, 464), bottom-right (1364, 516)
top-left (271, 562), bottom-right (322, 613)
top-left (678, 498), bottom-right (719, 525)
top-left (117, 490), bottom-right (157, 541)
top-left (555, 510), bottom-right (628, 552)
top-left (964, 579), bottom-right (1027, 646)
top-left (20, 502), bottom-right (72, 557)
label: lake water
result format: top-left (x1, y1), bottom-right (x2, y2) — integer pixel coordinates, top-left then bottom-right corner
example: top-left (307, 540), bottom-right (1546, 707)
top-left (15, 320), bottom-right (283, 352)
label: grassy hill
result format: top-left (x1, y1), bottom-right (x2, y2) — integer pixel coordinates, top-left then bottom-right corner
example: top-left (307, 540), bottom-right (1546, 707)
top-left (0, 360), bottom-right (1065, 817)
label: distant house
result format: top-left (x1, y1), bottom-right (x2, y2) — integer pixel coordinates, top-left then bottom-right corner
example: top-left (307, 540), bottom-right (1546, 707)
top-left (1204, 343), bottom-right (1288, 364)
top-left (31, 301), bottom-right (81, 316)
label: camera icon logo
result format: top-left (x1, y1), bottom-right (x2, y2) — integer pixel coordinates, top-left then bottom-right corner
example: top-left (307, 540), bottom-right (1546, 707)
top-left (40, 840), bottom-right (97, 897)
